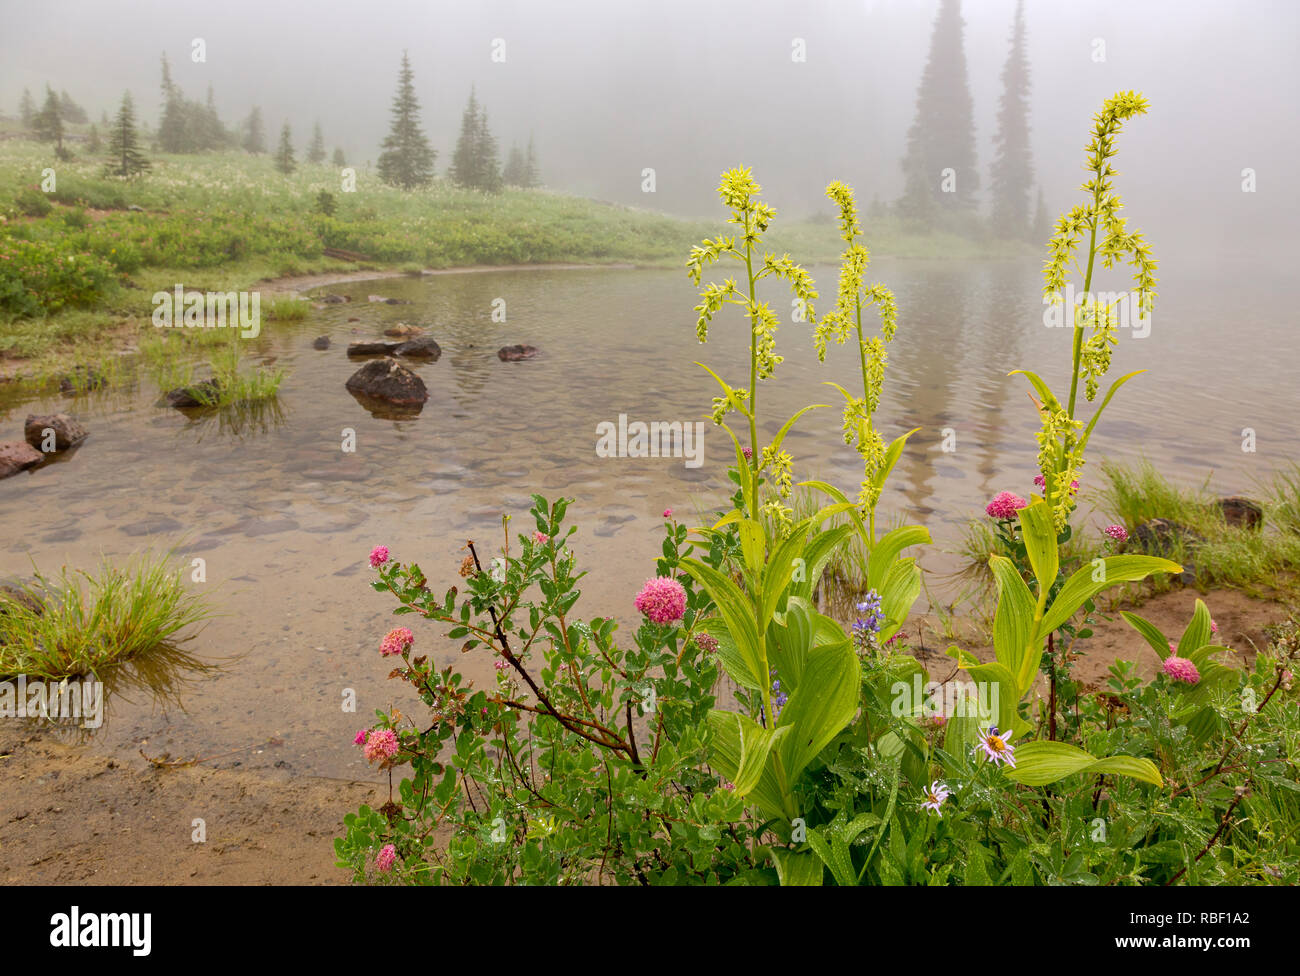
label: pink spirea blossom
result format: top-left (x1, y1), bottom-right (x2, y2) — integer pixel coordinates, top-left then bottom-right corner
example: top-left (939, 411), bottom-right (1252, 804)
top-left (533, 531), bottom-right (549, 544)
top-left (493, 660), bottom-right (510, 672)
top-left (1210, 619), bottom-right (1218, 634)
top-left (369, 545), bottom-right (390, 568)
top-left (380, 627), bottom-right (414, 657)
top-left (1163, 655), bottom-right (1200, 684)
top-left (694, 632), bottom-right (719, 655)
top-left (353, 729), bottom-right (367, 745)
top-left (375, 844), bottom-right (397, 872)
top-left (986, 492), bottom-right (1029, 520)
top-left (1104, 524), bottom-right (1129, 543)
top-left (742, 447), bottom-right (753, 460)
top-left (663, 509), bottom-right (673, 518)
top-left (635, 576), bottom-right (687, 624)
top-left (363, 727), bottom-right (399, 763)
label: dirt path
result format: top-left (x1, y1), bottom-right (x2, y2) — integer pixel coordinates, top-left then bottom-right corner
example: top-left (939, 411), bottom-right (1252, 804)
top-left (0, 728), bottom-right (382, 884)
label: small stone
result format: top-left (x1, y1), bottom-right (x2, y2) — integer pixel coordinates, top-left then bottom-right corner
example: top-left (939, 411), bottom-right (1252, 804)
top-left (312, 336), bottom-right (331, 350)
top-left (1216, 496), bottom-right (1263, 530)
top-left (0, 441), bottom-right (44, 479)
top-left (23, 413), bottom-right (88, 452)
top-left (497, 344), bottom-right (539, 362)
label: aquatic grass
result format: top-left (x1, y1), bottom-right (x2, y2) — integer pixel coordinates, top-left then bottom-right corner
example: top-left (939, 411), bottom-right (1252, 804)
top-left (265, 296), bottom-right (310, 321)
top-left (0, 553), bottom-right (216, 682)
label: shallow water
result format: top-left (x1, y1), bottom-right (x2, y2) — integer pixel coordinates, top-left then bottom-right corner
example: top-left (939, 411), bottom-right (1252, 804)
top-left (0, 256), bottom-right (1293, 777)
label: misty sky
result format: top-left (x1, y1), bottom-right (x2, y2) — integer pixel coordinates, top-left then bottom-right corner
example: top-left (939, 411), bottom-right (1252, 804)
top-left (3, 0), bottom-right (1296, 253)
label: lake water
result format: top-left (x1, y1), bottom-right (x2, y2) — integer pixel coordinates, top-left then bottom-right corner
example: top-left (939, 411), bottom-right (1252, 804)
top-left (1, 254), bottom-right (1293, 777)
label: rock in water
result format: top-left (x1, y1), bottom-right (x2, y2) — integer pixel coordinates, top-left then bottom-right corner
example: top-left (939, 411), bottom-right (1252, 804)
top-left (312, 335), bottom-right (331, 350)
top-left (59, 365), bottom-right (107, 394)
top-left (347, 340), bottom-right (402, 356)
top-left (162, 379), bottom-right (221, 408)
top-left (1216, 496), bottom-right (1263, 530)
top-left (384, 323), bottom-right (424, 337)
top-left (23, 413), bottom-right (88, 452)
top-left (345, 357), bottom-right (428, 405)
top-left (0, 441), bottom-right (44, 479)
top-left (395, 337), bottom-right (441, 360)
top-left (497, 344), bottom-right (539, 362)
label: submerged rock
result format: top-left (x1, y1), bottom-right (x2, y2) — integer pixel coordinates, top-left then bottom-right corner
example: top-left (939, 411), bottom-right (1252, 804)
top-left (1216, 495), bottom-right (1264, 530)
top-left (162, 379), bottom-right (221, 408)
top-left (384, 322), bottom-right (424, 337)
top-left (497, 344), bottom-right (539, 362)
top-left (0, 441), bottom-right (45, 479)
top-left (394, 337), bottom-right (441, 360)
top-left (312, 335), bottom-right (331, 350)
top-left (347, 340), bottom-right (402, 356)
top-left (24, 413), bottom-right (88, 452)
top-left (367, 295), bottom-right (410, 305)
top-left (318, 293), bottom-right (351, 304)
top-left (345, 357), bottom-right (428, 406)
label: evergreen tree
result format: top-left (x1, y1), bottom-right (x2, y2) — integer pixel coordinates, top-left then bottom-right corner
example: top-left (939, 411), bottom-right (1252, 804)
top-left (475, 110), bottom-right (502, 192)
top-left (332, 147), bottom-right (346, 167)
top-left (307, 121), bottom-right (326, 164)
top-left (199, 85), bottom-right (229, 149)
top-left (59, 90), bottom-right (88, 124)
top-left (33, 85), bottom-right (65, 155)
top-left (18, 88), bottom-right (34, 129)
top-left (377, 51), bottom-right (436, 190)
top-left (502, 143), bottom-right (527, 187)
top-left (242, 106), bottom-right (266, 154)
top-left (104, 91), bottom-right (150, 177)
top-left (989, 0), bottom-right (1034, 239)
top-left (523, 134), bottom-right (540, 188)
top-left (87, 123), bottom-right (101, 152)
top-left (157, 53), bottom-right (188, 152)
top-left (274, 122), bottom-right (296, 174)
top-left (897, 0), bottom-right (979, 219)
top-left (449, 87), bottom-right (481, 187)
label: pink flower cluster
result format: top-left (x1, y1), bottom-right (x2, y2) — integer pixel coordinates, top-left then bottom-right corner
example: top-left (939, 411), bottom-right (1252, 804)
top-left (369, 545), bottom-right (390, 569)
top-left (533, 531), bottom-right (550, 545)
top-left (357, 727), bottom-right (399, 762)
top-left (375, 844), bottom-right (397, 872)
top-left (986, 492), bottom-right (1028, 520)
top-left (1104, 524), bottom-right (1129, 543)
top-left (380, 627), bottom-right (414, 657)
top-left (1163, 655), bottom-right (1200, 685)
top-left (635, 576), bottom-right (687, 624)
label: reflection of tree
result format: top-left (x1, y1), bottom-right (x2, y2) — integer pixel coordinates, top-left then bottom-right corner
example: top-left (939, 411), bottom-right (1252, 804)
top-left (970, 262), bottom-right (1034, 501)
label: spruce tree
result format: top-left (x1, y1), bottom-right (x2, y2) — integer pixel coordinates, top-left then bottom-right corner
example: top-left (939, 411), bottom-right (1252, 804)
top-left (157, 53), bottom-right (188, 152)
top-left (242, 107), bottom-right (266, 153)
top-left (502, 144), bottom-right (526, 187)
top-left (475, 110), bottom-right (503, 192)
top-left (19, 88), bottom-right (34, 129)
top-left (989, 0), bottom-right (1034, 239)
top-left (307, 121), bottom-right (326, 164)
top-left (104, 91), bottom-right (150, 177)
top-left (377, 51), bottom-right (436, 190)
top-left (87, 123), bottom-right (101, 152)
top-left (449, 87), bottom-right (481, 188)
top-left (332, 147), bottom-right (346, 167)
top-left (33, 85), bottom-right (64, 155)
top-left (897, 0), bottom-right (979, 219)
top-left (59, 90), bottom-right (88, 124)
top-left (275, 122), bottom-right (296, 174)
top-left (523, 134), bottom-right (540, 188)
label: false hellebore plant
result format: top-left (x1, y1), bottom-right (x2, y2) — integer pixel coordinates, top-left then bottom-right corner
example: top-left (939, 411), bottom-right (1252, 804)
top-left (949, 93), bottom-right (1176, 788)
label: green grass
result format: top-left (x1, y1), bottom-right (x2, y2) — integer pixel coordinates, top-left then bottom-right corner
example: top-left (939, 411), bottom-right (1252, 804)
top-left (0, 552), bottom-right (216, 683)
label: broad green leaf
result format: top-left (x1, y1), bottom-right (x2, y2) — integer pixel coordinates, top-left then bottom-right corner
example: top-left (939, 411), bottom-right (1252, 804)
top-left (699, 616), bottom-right (762, 690)
top-left (770, 848), bottom-right (825, 886)
top-left (775, 635), bottom-right (859, 783)
top-left (1016, 500), bottom-right (1059, 607)
top-left (804, 828), bottom-right (853, 886)
top-left (681, 558), bottom-right (765, 689)
top-left (767, 597), bottom-right (814, 691)
top-left (1008, 369), bottom-right (1059, 408)
top-left (760, 521), bottom-right (811, 628)
top-left (799, 479), bottom-right (871, 546)
top-left (1004, 740), bottom-right (1163, 787)
top-left (789, 524), bottom-right (852, 602)
top-left (705, 710), bottom-right (790, 813)
top-left (1177, 599), bottom-right (1212, 658)
top-left (989, 555), bottom-right (1038, 694)
top-left (1120, 610), bottom-right (1170, 660)
top-left (1040, 555), bottom-right (1182, 636)
top-left (767, 404), bottom-right (826, 459)
top-left (737, 518), bottom-right (765, 578)
top-left (878, 557), bottom-right (921, 642)
top-left (868, 524), bottom-right (930, 593)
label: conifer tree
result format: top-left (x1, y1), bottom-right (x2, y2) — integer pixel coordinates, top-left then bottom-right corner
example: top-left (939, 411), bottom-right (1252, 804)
top-left (104, 91), bottom-right (150, 177)
top-left (476, 110), bottom-right (502, 192)
top-left (18, 88), bottom-right (34, 129)
top-left (87, 123), bottom-right (101, 152)
top-left (989, 0), bottom-right (1034, 239)
top-left (275, 122), bottom-right (296, 174)
top-left (449, 87), bottom-right (482, 187)
top-left (157, 53), bottom-right (188, 152)
top-left (332, 147), bottom-right (346, 167)
top-left (33, 85), bottom-right (65, 155)
top-left (307, 121), bottom-right (326, 164)
top-left (242, 107), bottom-right (266, 154)
top-left (59, 90), bottom-right (88, 124)
top-left (377, 51), bottom-right (436, 189)
top-left (897, 0), bottom-right (979, 219)
top-left (502, 143), bottom-right (527, 187)
top-left (523, 134), bottom-right (540, 188)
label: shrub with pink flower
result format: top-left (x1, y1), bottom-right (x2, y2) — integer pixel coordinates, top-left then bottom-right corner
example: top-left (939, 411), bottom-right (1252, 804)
top-left (1104, 524), bottom-right (1128, 543)
top-left (1163, 655), bottom-right (1200, 684)
top-left (362, 727), bottom-right (399, 762)
top-left (986, 492), bottom-right (1029, 520)
top-left (353, 729), bottom-right (367, 745)
top-left (369, 545), bottom-right (390, 569)
top-left (533, 531), bottom-right (550, 545)
top-left (375, 844), bottom-right (397, 872)
top-left (635, 576), bottom-right (687, 624)
top-left (663, 508), bottom-right (673, 518)
top-left (380, 627), bottom-right (414, 657)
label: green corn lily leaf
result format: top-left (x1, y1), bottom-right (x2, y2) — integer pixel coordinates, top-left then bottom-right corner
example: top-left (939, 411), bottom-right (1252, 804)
top-left (1040, 555), bottom-right (1182, 637)
top-left (1004, 740), bottom-right (1163, 787)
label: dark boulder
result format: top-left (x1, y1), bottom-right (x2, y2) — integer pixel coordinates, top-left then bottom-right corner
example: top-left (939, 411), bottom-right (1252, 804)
top-left (345, 357), bottom-right (428, 406)
top-left (162, 379), bottom-right (221, 408)
top-left (1129, 518), bottom-right (1204, 554)
top-left (0, 582), bottom-right (42, 617)
top-left (1216, 495), bottom-right (1264, 530)
top-left (394, 337), bottom-right (441, 360)
top-left (347, 340), bottom-right (401, 356)
top-left (0, 441), bottom-right (45, 479)
top-left (498, 344), bottom-right (539, 362)
top-left (312, 336), bottom-right (331, 350)
top-left (24, 413), bottom-right (88, 452)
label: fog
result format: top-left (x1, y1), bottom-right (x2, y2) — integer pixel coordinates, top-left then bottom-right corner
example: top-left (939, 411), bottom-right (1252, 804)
top-left (3, 0), bottom-right (1296, 252)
